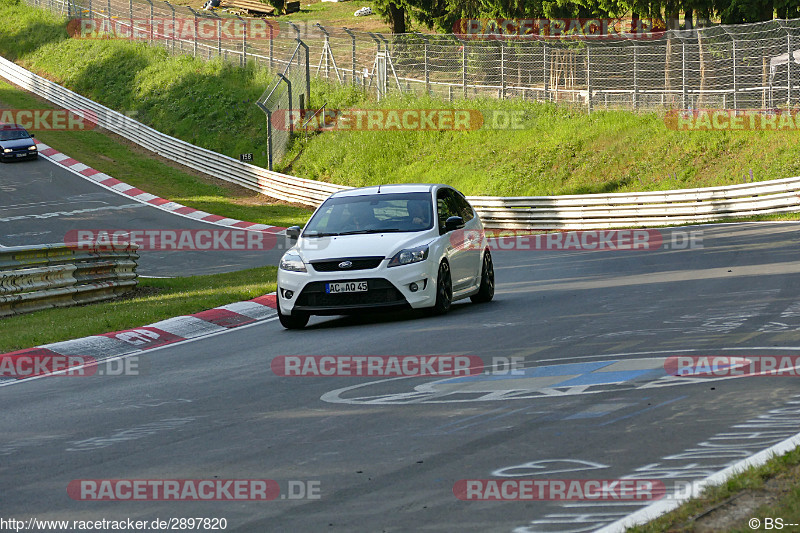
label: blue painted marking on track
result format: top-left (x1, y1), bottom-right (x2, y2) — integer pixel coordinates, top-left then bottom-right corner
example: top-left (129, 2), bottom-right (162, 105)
top-left (552, 368), bottom-right (660, 387)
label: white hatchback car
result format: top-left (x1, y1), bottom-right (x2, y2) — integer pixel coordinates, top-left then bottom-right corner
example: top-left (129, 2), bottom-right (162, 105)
top-left (276, 184), bottom-right (494, 329)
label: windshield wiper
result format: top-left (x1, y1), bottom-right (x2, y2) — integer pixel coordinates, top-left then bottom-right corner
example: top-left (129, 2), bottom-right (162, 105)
top-left (337, 229), bottom-right (408, 235)
top-left (304, 232), bottom-right (340, 237)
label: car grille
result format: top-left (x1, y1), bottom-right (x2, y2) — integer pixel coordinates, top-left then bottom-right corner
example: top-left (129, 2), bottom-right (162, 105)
top-left (296, 279), bottom-right (406, 307)
top-left (310, 257), bottom-right (384, 272)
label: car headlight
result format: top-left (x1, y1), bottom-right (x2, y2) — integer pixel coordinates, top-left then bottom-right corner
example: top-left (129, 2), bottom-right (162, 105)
top-left (28, 145), bottom-right (36, 151)
top-left (388, 245), bottom-right (429, 267)
top-left (279, 252), bottom-right (307, 272)
top-left (2, 148), bottom-right (11, 153)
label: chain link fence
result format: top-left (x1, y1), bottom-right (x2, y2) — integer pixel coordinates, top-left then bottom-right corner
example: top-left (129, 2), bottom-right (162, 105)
top-left (25, 0), bottom-right (800, 165)
top-left (256, 36), bottom-right (309, 170)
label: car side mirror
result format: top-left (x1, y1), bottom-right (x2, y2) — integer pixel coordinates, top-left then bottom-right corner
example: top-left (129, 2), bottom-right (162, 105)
top-left (286, 226), bottom-right (302, 239)
top-left (444, 216), bottom-right (465, 232)
top-left (30, 133), bottom-right (34, 138)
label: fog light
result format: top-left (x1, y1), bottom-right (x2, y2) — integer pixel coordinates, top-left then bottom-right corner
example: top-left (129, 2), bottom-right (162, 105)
top-left (282, 289), bottom-right (294, 299)
top-left (409, 282), bottom-right (418, 292)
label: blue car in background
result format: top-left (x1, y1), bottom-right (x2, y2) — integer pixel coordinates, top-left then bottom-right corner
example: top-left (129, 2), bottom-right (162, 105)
top-left (0, 124), bottom-right (37, 161)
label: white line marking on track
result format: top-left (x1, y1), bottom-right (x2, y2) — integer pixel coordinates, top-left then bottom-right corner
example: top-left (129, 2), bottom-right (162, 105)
top-left (38, 153), bottom-right (285, 234)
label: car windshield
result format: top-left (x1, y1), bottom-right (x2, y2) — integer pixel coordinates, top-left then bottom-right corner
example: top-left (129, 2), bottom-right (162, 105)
top-left (0, 128), bottom-right (30, 141)
top-left (303, 192), bottom-right (434, 236)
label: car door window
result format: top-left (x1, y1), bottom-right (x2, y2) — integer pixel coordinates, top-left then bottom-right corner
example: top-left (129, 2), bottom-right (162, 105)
top-left (437, 189), bottom-right (458, 233)
top-left (453, 192), bottom-right (474, 222)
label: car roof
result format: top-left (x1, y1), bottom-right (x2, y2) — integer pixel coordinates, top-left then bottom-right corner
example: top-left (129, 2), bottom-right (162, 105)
top-left (0, 123), bottom-right (29, 132)
top-left (330, 184), bottom-right (450, 198)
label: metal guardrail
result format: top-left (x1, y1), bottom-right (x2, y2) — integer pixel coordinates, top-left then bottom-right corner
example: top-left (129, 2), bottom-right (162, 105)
top-left (466, 176), bottom-right (800, 229)
top-left (1, 56), bottom-right (799, 229)
top-left (0, 244), bottom-right (139, 316)
top-left (0, 55), bottom-right (344, 207)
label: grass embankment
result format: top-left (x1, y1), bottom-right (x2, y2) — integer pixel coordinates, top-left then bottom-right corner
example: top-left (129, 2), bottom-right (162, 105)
top-left (0, 266), bottom-right (277, 353)
top-left (632, 447), bottom-right (800, 532)
top-left (289, 94), bottom-right (800, 196)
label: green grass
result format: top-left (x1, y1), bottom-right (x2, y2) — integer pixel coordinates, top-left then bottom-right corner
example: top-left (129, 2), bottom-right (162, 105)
top-left (287, 93), bottom-right (800, 196)
top-left (631, 447), bottom-right (800, 531)
top-left (0, 266), bottom-right (277, 353)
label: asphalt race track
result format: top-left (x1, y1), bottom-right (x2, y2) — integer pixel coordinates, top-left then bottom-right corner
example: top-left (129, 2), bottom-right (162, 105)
top-left (3, 218), bottom-right (800, 531)
top-left (0, 157), bottom-right (286, 276)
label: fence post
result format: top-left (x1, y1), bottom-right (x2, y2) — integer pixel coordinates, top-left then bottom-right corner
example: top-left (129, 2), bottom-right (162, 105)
top-left (343, 28), bottom-right (357, 85)
top-left (145, 0), bottom-right (153, 44)
top-left (499, 40), bottom-right (505, 99)
top-left (269, 21), bottom-right (274, 68)
top-left (129, 0), bottom-right (133, 40)
top-left (278, 74), bottom-right (292, 134)
top-left (633, 41), bottom-right (639, 110)
top-left (732, 38), bottom-right (737, 109)
top-left (681, 40), bottom-right (686, 108)
top-left (215, 13), bottom-right (222, 58)
top-left (236, 15), bottom-right (246, 66)
top-left (188, 7), bottom-right (198, 57)
top-left (461, 38), bottom-right (467, 98)
top-left (543, 43), bottom-right (549, 102)
top-left (789, 34), bottom-right (793, 109)
top-left (256, 102), bottom-right (274, 170)
top-left (165, 1), bottom-right (175, 53)
top-left (586, 45), bottom-right (592, 113)
top-left (107, 0), bottom-right (111, 31)
top-left (416, 32), bottom-right (429, 95)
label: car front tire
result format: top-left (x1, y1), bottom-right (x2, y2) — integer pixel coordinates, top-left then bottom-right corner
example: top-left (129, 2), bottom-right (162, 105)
top-left (470, 250), bottom-right (494, 304)
top-left (427, 261), bottom-right (452, 316)
top-left (277, 298), bottom-right (310, 329)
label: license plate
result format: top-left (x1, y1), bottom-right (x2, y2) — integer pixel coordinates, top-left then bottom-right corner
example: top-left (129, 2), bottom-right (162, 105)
top-left (15, 153), bottom-right (25, 157)
top-left (326, 281), bottom-right (368, 294)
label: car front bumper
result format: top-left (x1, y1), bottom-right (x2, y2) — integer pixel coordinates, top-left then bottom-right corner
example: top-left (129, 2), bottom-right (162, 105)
top-left (278, 259), bottom-right (437, 315)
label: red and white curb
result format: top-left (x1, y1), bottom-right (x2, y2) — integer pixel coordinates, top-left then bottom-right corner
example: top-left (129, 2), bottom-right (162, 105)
top-left (35, 139), bottom-right (285, 234)
top-left (0, 293), bottom-right (278, 383)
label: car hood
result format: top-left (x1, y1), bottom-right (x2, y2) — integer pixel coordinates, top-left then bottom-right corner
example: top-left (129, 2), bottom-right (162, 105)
top-left (0, 137), bottom-right (34, 150)
top-left (294, 232), bottom-right (435, 262)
